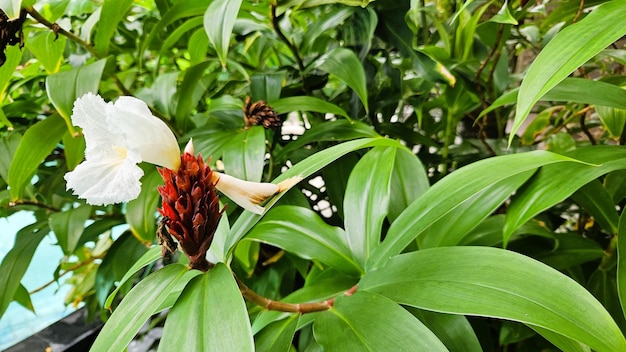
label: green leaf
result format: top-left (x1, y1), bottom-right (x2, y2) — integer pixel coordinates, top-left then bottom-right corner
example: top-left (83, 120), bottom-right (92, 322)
top-left (222, 126), bottom-right (265, 182)
top-left (618, 211), bottom-right (626, 323)
top-left (158, 264), bottom-right (254, 352)
top-left (250, 72), bottom-right (285, 103)
top-left (388, 148), bottom-right (429, 222)
top-left (533, 233), bottom-right (604, 270)
top-left (104, 246), bottom-right (162, 310)
top-left (8, 114), bottom-right (67, 200)
top-left (13, 283), bottom-right (35, 313)
top-left (203, 0), bottom-right (242, 67)
top-left (272, 96), bottom-right (352, 121)
top-left (368, 150), bottom-right (574, 270)
top-left (511, 1), bottom-right (626, 144)
top-left (596, 105), bottom-right (626, 140)
top-left (407, 308), bottom-right (482, 352)
top-left (25, 31), bottom-right (66, 73)
top-left (571, 180), bottom-right (619, 234)
top-left (344, 147), bottom-right (395, 266)
top-left (360, 246), bottom-right (626, 352)
top-left (313, 291), bottom-right (448, 351)
top-left (0, 222), bottom-right (49, 318)
top-left (49, 204), bottom-right (92, 255)
top-left (46, 58), bottom-right (108, 131)
top-left (125, 166), bottom-right (163, 243)
top-left (90, 264), bottom-right (193, 352)
top-left (175, 60), bottom-right (214, 127)
top-left (481, 78), bottom-right (626, 118)
top-left (246, 205), bottom-right (363, 276)
top-left (224, 137), bottom-right (404, 260)
top-left (531, 326), bottom-right (591, 352)
top-left (316, 48), bottom-right (369, 113)
top-left (419, 170), bottom-right (534, 249)
top-left (504, 146), bottom-right (626, 241)
top-left (95, 232), bottom-right (148, 307)
top-left (62, 130), bottom-right (86, 171)
top-left (255, 314), bottom-right (300, 352)
top-left (0, 45), bottom-right (23, 100)
top-left (94, 0), bottom-right (133, 56)
top-left (489, 0), bottom-right (517, 25)
top-left (0, 132), bottom-right (21, 183)
top-left (276, 119), bottom-right (378, 161)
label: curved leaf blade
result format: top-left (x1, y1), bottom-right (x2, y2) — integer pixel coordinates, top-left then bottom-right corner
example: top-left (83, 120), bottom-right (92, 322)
top-left (316, 48), bottom-right (369, 113)
top-left (360, 246), bottom-right (626, 352)
top-left (368, 150), bottom-right (574, 270)
top-left (246, 205), bottom-right (362, 276)
top-left (272, 96), bottom-right (351, 120)
top-left (90, 264), bottom-right (193, 352)
top-left (313, 291), bottom-right (448, 351)
top-left (511, 2), bottom-right (626, 144)
top-left (158, 264), bottom-right (254, 352)
top-left (203, 0), bottom-right (243, 67)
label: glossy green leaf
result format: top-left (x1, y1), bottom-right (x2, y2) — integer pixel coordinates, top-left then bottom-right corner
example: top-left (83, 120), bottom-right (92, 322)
top-left (571, 180), bottom-right (619, 234)
top-left (0, 132), bottom-right (20, 183)
top-left (222, 126), bottom-right (265, 182)
top-left (255, 314), bottom-right (299, 352)
top-left (25, 31), bottom-right (66, 73)
top-left (160, 16), bottom-right (204, 55)
top-left (62, 130), bottom-right (85, 171)
top-left (140, 0), bottom-right (210, 66)
top-left (512, 2), bottom-right (626, 144)
top-left (246, 205), bottom-right (362, 276)
top-left (481, 78), bottom-right (626, 118)
top-left (316, 48), bottom-right (369, 113)
top-left (76, 218), bottom-right (124, 249)
top-left (95, 232), bottom-right (148, 307)
top-left (388, 148), bottom-right (429, 222)
top-left (125, 166), bottom-right (163, 243)
top-left (46, 58), bottom-right (107, 130)
top-left (596, 105), bottom-right (626, 140)
top-left (250, 72), bottom-right (285, 103)
top-left (276, 120), bottom-right (378, 160)
top-left (344, 147), bottom-right (395, 266)
top-left (94, 0), bottom-right (133, 55)
top-left (104, 246), bottom-right (161, 309)
top-left (0, 222), bottom-right (49, 318)
top-left (13, 283), bottom-right (34, 313)
top-left (273, 96), bottom-right (351, 121)
top-left (49, 204), bottom-right (92, 255)
top-left (204, 0), bottom-right (242, 67)
top-left (296, 0), bottom-right (374, 8)
top-left (0, 45), bottom-right (23, 100)
top-left (368, 151), bottom-right (573, 270)
top-left (420, 170), bottom-right (534, 249)
top-left (504, 146), bottom-right (626, 241)
top-left (531, 326), bottom-right (591, 352)
top-left (407, 307), bottom-right (482, 352)
top-left (158, 264), bottom-right (254, 352)
top-left (301, 7), bottom-right (354, 53)
top-left (533, 233), bottom-right (604, 270)
top-left (8, 114), bottom-right (66, 200)
top-left (91, 264), bottom-right (193, 352)
top-left (361, 246), bottom-right (626, 352)
top-left (314, 291), bottom-right (448, 351)
top-left (224, 137), bottom-right (403, 259)
top-left (605, 170), bottom-right (626, 203)
top-left (175, 60), bottom-right (214, 126)
top-left (619, 210), bottom-right (626, 323)
top-left (489, 0), bottom-right (517, 25)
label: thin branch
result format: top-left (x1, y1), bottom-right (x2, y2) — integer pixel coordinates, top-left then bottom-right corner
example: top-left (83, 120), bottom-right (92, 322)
top-left (270, 4), bottom-right (307, 76)
top-left (29, 257), bottom-right (98, 294)
top-left (235, 274), bottom-right (357, 313)
top-left (573, 0), bottom-right (585, 23)
top-left (23, 5), bottom-right (98, 57)
top-left (580, 112), bottom-right (596, 145)
top-left (8, 199), bottom-right (61, 212)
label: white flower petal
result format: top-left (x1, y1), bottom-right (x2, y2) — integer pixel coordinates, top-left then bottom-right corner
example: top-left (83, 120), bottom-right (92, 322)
top-left (72, 93), bottom-right (125, 158)
top-left (64, 148), bottom-right (143, 206)
top-left (213, 173), bottom-right (302, 214)
top-left (112, 96), bottom-right (181, 170)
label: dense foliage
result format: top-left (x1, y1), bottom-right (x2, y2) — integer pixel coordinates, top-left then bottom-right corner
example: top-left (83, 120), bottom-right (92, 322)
top-left (1, 0), bottom-right (626, 350)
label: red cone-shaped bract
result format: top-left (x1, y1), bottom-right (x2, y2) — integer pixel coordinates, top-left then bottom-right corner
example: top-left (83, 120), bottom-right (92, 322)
top-left (158, 152), bottom-right (223, 271)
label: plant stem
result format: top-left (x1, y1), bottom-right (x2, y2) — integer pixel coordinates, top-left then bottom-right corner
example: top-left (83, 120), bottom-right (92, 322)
top-left (270, 4), bottom-right (307, 78)
top-left (235, 275), bottom-right (357, 313)
top-left (29, 256), bottom-right (98, 294)
top-left (8, 199), bottom-right (61, 212)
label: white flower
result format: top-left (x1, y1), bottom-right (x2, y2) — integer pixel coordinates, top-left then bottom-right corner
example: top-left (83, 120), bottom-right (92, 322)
top-left (64, 93), bottom-right (180, 205)
top-left (211, 172), bottom-right (302, 214)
